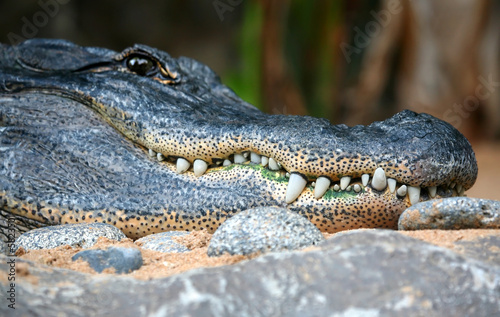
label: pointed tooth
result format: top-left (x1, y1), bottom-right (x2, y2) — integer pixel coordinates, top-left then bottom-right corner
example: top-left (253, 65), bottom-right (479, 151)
top-left (333, 184), bottom-right (340, 191)
top-left (450, 182), bottom-right (456, 189)
top-left (428, 186), bottom-right (437, 198)
top-left (234, 153), bottom-right (246, 164)
top-left (261, 156), bottom-right (269, 166)
top-left (285, 173), bottom-right (307, 204)
top-left (250, 152), bottom-right (261, 164)
top-left (371, 168), bottom-right (387, 191)
top-left (353, 184), bottom-right (361, 193)
top-left (408, 186), bottom-right (421, 205)
top-left (340, 176), bottom-right (351, 190)
top-left (286, 172), bottom-right (290, 178)
top-left (176, 158), bottom-right (190, 173)
top-left (396, 185), bottom-right (407, 197)
top-left (456, 184), bottom-right (463, 195)
top-left (314, 176), bottom-right (331, 199)
top-left (243, 152), bottom-right (249, 158)
top-left (346, 185), bottom-right (352, 192)
top-left (148, 149), bottom-right (157, 157)
top-left (193, 159), bottom-right (208, 177)
top-left (157, 153), bottom-right (165, 161)
top-left (223, 159), bottom-right (232, 166)
top-left (361, 174), bottom-right (370, 187)
top-left (387, 178), bottom-right (397, 193)
top-left (458, 186), bottom-right (465, 196)
top-left (268, 158), bottom-right (281, 171)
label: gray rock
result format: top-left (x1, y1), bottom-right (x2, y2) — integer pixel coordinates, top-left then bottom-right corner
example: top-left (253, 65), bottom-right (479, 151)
top-left (135, 231), bottom-right (190, 253)
top-left (0, 239), bottom-right (6, 255)
top-left (14, 223), bottom-right (126, 250)
top-left (2, 229), bottom-right (499, 316)
top-left (208, 206), bottom-right (324, 256)
top-left (452, 235), bottom-right (500, 267)
top-left (72, 246), bottom-right (143, 274)
top-left (399, 197), bottom-right (500, 230)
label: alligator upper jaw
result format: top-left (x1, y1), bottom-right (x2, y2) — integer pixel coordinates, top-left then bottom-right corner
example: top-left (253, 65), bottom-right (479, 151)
top-left (1, 39), bottom-right (478, 207)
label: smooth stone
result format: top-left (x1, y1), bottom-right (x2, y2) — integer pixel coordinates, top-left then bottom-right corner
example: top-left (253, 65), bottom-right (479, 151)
top-left (72, 247), bottom-right (143, 274)
top-left (399, 197), bottom-right (500, 230)
top-left (135, 231), bottom-right (190, 253)
top-left (208, 207), bottom-right (324, 256)
top-left (452, 235), bottom-right (500, 267)
top-left (14, 223), bottom-right (126, 251)
top-left (2, 229), bottom-right (499, 316)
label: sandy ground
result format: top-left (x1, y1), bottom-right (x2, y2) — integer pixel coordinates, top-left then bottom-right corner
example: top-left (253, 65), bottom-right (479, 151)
top-left (14, 142), bottom-right (500, 280)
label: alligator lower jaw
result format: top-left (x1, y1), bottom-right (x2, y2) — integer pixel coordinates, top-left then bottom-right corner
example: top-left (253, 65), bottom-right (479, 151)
top-left (144, 147), bottom-right (464, 207)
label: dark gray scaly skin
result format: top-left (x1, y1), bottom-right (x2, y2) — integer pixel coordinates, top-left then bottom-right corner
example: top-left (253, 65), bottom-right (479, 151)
top-left (0, 39), bottom-right (478, 240)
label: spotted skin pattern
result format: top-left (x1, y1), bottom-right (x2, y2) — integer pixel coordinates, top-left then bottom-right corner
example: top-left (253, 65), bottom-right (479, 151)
top-left (0, 40), bottom-right (477, 240)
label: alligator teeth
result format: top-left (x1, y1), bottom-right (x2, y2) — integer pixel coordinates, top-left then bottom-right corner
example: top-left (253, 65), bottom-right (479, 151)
top-left (428, 186), bottom-right (437, 198)
top-left (193, 159), bottom-right (208, 176)
top-left (387, 178), bottom-right (397, 193)
top-left (340, 176), bottom-right (351, 190)
top-left (458, 186), bottom-right (465, 196)
top-left (223, 159), bottom-right (232, 166)
top-left (176, 158), bottom-right (190, 173)
top-left (157, 153), bottom-right (165, 161)
top-left (371, 168), bottom-right (387, 191)
top-left (408, 186), bottom-right (421, 205)
top-left (353, 184), bottom-right (361, 192)
top-left (361, 174), bottom-right (370, 187)
top-left (285, 173), bottom-right (308, 203)
top-left (250, 152), bottom-right (261, 164)
top-left (333, 184), bottom-right (340, 191)
top-left (456, 184), bottom-right (463, 195)
top-left (314, 176), bottom-right (331, 199)
top-left (148, 149), bottom-right (156, 157)
top-left (261, 156), bottom-right (269, 167)
top-left (268, 158), bottom-right (281, 171)
top-left (234, 154), bottom-right (246, 164)
top-left (397, 185), bottom-right (407, 197)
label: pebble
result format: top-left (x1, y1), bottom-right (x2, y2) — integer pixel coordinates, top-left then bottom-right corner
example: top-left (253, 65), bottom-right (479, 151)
top-left (135, 231), bottom-right (190, 253)
top-left (208, 206), bottom-right (325, 256)
top-left (72, 246), bottom-right (143, 274)
top-left (399, 197), bottom-right (500, 230)
top-left (14, 223), bottom-right (126, 250)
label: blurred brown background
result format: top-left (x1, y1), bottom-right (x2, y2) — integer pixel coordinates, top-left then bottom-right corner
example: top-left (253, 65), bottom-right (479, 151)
top-left (1, 0), bottom-right (498, 198)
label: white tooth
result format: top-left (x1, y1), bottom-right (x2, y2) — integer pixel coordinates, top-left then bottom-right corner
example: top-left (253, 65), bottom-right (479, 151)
top-left (371, 168), bottom-right (387, 191)
top-left (333, 184), bottom-right (340, 191)
top-left (193, 159), bottom-right (208, 177)
top-left (234, 153), bottom-right (246, 164)
top-left (286, 172), bottom-right (290, 178)
top-left (428, 186), bottom-right (437, 198)
top-left (456, 184), bottom-right (463, 194)
top-left (346, 185), bottom-right (352, 192)
top-left (243, 152), bottom-right (249, 158)
top-left (250, 152), bottom-right (261, 164)
top-left (396, 185), bottom-right (407, 197)
top-left (361, 174), bottom-right (370, 187)
top-left (261, 156), bottom-right (269, 166)
top-left (157, 153), bottom-right (165, 161)
top-left (223, 159), bottom-right (232, 166)
top-left (458, 186), bottom-right (465, 196)
top-left (387, 178), bottom-right (397, 193)
top-left (340, 176), bottom-right (351, 190)
top-left (314, 176), bottom-right (331, 199)
top-left (148, 149), bottom-right (156, 157)
top-left (408, 186), bottom-right (421, 205)
top-left (285, 173), bottom-right (307, 204)
top-left (176, 158), bottom-right (190, 173)
top-left (268, 158), bottom-right (281, 170)
top-left (353, 184), bottom-right (361, 192)
top-left (450, 182), bottom-right (456, 189)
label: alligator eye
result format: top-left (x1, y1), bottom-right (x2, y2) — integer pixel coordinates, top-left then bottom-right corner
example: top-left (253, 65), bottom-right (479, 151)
top-left (126, 56), bottom-right (156, 76)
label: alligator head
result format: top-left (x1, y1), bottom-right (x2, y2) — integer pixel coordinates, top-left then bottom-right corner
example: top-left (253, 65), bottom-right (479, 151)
top-left (0, 39), bottom-right (477, 239)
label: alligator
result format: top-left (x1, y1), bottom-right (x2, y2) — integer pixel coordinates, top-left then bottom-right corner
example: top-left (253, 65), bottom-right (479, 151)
top-left (0, 39), bottom-right (478, 241)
